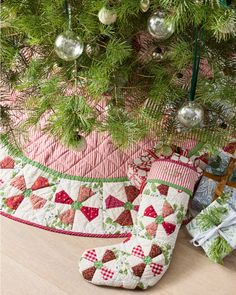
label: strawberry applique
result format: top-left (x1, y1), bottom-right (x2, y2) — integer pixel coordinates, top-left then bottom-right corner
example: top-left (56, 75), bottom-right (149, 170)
top-left (55, 186), bottom-right (99, 224)
top-left (131, 244), bottom-right (164, 278)
top-left (144, 202), bottom-right (176, 237)
top-left (0, 156), bottom-right (14, 169)
top-left (105, 185), bottom-right (140, 226)
top-left (82, 249), bottom-right (116, 281)
top-left (4, 175), bottom-right (50, 211)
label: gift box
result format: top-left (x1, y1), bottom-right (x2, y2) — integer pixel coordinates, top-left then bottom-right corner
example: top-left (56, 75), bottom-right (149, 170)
top-left (187, 191), bottom-right (236, 264)
top-left (127, 149), bottom-right (158, 190)
top-left (191, 150), bottom-right (236, 213)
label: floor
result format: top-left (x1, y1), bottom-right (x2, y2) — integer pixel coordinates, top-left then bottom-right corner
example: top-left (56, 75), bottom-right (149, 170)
top-left (0, 216), bottom-right (235, 295)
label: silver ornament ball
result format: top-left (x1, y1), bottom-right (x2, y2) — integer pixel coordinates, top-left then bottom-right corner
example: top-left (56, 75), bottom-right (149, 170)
top-left (98, 7), bottom-right (117, 25)
top-left (54, 31), bottom-right (84, 61)
top-left (177, 101), bottom-right (204, 128)
top-left (147, 11), bottom-right (174, 40)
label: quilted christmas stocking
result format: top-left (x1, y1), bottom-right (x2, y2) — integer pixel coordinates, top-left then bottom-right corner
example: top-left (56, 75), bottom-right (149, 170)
top-left (78, 153), bottom-right (202, 289)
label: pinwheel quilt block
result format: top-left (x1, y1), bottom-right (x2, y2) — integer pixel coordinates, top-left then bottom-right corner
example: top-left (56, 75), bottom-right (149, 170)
top-left (103, 182), bottom-right (141, 233)
top-left (0, 146), bottom-right (25, 189)
top-left (50, 180), bottom-right (103, 232)
top-left (0, 164), bottom-right (57, 223)
top-left (128, 243), bottom-right (165, 281)
top-left (0, 155), bottom-right (15, 190)
top-left (80, 247), bottom-right (120, 287)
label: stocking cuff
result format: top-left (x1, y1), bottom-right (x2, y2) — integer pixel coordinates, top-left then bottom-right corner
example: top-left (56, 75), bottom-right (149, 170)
top-left (147, 153), bottom-right (202, 195)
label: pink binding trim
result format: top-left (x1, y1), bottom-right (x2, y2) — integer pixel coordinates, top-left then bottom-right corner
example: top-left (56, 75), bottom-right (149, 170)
top-left (148, 159), bottom-right (201, 193)
top-left (155, 158), bottom-right (198, 172)
top-left (139, 180), bottom-right (147, 194)
top-left (0, 212), bottom-right (130, 238)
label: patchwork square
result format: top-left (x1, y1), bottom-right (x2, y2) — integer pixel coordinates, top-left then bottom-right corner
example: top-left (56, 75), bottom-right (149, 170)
top-left (52, 179), bottom-right (103, 233)
top-left (103, 182), bottom-right (141, 234)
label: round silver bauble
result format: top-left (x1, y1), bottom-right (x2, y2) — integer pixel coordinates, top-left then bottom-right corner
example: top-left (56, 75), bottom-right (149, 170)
top-left (152, 47), bottom-right (164, 60)
top-left (147, 11), bottom-right (174, 40)
top-left (177, 101), bottom-right (204, 128)
top-left (98, 7), bottom-right (117, 25)
top-left (54, 31), bottom-right (84, 61)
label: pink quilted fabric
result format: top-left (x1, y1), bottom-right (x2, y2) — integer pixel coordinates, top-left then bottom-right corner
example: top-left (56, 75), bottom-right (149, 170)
top-left (1, 48), bottom-right (200, 180)
top-left (23, 130), bottom-right (154, 178)
top-left (4, 96), bottom-right (154, 178)
top-left (3, 81), bottom-right (198, 179)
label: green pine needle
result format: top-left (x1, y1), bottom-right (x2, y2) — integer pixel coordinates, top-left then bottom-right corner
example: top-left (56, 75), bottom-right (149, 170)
top-left (207, 236), bottom-right (233, 264)
top-left (1, 0), bottom-right (236, 149)
top-left (197, 206), bottom-right (228, 231)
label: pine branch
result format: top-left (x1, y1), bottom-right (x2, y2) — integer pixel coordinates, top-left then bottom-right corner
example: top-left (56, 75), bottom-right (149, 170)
top-left (1, 0), bottom-right (236, 149)
top-left (208, 236), bottom-right (232, 264)
top-left (101, 106), bottom-right (148, 148)
top-left (197, 206), bottom-right (228, 230)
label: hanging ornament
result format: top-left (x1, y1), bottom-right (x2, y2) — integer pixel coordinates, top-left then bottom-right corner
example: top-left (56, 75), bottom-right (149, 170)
top-left (54, 31), bottom-right (84, 61)
top-left (147, 11), bottom-right (174, 40)
top-left (140, 0), bottom-right (150, 12)
top-left (177, 25), bottom-right (205, 128)
top-left (177, 101), bottom-right (204, 128)
top-left (219, 0), bottom-right (232, 8)
top-left (152, 47), bottom-right (164, 60)
top-left (85, 44), bottom-right (100, 57)
top-left (98, 6), bottom-right (117, 25)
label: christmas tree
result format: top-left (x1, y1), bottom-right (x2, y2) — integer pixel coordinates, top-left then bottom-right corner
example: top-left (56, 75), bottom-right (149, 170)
top-left (1, 0), bottom-right (236, 150)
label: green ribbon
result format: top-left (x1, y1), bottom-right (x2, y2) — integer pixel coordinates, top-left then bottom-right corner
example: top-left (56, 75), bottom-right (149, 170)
top-left (219, 0), bottom-right (232, 9)
top-left (64, 0), bottom-right (72, 31)
top-left (188, 26), bottom-right (202, 102)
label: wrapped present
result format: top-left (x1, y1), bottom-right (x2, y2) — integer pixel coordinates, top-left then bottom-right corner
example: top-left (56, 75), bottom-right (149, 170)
top-left (127, 149), bottom-right (158, 190)
top-left (187, 191), bottom-right (236, 264)
top-left (191, 151), bottom-right (236, 213)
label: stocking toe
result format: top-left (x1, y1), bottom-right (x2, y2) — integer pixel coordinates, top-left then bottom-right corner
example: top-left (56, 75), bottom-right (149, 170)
top-left (79, 244), bottom-right (127, 288)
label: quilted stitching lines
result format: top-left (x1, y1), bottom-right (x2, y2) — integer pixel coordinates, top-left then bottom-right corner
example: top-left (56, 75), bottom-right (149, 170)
top-left (131, 244), bottom-right (164, 278)
top-left (82, 249), bottom-right (116, 281)
top-left (104, 185), bottom-right (140, 228)
top-left (2, 174), bottom-right (51, 213)
top-left (144, 202), bottom-right (176, 238)
top-left (55, 186), bottom-right (99, 223)
top-left (0, 143), bottom-right (155, 236)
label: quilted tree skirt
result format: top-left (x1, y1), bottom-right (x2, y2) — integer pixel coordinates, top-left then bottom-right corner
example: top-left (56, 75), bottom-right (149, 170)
top-left (0, 132), bottom-right (153, 237)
